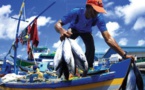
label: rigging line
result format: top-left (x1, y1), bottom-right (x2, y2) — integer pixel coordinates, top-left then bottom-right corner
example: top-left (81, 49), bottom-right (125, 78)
top-left (26, 1), bottom-right (56, 29)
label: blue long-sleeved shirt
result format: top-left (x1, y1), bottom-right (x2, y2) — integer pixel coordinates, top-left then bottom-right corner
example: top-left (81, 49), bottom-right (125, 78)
top-left (61, 8), bottom-right (107, 33)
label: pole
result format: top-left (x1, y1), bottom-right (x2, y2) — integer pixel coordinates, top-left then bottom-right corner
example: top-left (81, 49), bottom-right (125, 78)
top-left (14, 0), bottom-right (25, 74)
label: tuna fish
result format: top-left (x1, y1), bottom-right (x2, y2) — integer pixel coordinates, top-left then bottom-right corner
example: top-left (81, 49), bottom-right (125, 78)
top-left (56, 56), bottom-right (69, 80)
top-left (73, 52), bottom-right (88, 76)
top-left (54, 38), bottom-right (88, 80)
top-left (122, 62), bottom-right (144, 90)
top-left (62, 38), bottom-right (72, 64)
top-left (53, 41), bottom-right (64, 71)
top-left (68, 39), bottom-right (87, 62)
top-left (126, 68), bottom-right (136, 90)
top-left (68, 51), bottom-right (76, 75)
top-left (132, 62), bottom-right (144, 90)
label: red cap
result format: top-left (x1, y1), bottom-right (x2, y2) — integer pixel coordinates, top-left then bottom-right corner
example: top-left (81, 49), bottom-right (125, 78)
top-left (86, 0), bottom-right (106, 13)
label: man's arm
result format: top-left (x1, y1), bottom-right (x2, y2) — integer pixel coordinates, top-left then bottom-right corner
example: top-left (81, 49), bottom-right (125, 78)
top-left (54, 20), bottom-right (66, 34)
top-left (101, 30), bottom-right (135, 61)
top-left (54, 20), bottom-right (72, 40)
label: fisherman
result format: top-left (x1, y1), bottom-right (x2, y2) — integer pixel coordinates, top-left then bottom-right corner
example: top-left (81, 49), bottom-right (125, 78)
top-left (54, 0), bottom-right (135, 72)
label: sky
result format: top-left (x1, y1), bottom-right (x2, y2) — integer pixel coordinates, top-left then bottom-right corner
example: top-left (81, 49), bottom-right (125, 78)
top-left (0, 0), bottom-right (145, 59)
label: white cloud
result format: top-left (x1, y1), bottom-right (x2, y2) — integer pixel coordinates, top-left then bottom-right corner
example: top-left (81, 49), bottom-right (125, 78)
top-left (105, 48), bottom-right (109, 53)
top-left (52, 40), bottom-right (61, 48)
top-left (133, 17), bottom-right (145, 30)
top-left (0, 5), bottom-right (55, 40)
top-left (0, 52), bottom-right (7, 58)
top-left (104, 10), bottom-right (115, 18)
top-left (75, 38), bottom-right (81, 43)
top-left (28, 16), bottom-right (55, 27)
top-left (96, 32), bottom-right (103, 38)
top-left (17, 54), bottom-right (22, 58)
top-left (104, 1), bottom-right (115, 18)
top-left (105, 2), bottom-right (114, 8)
top-left (0, 5), bottom-right (11, 16)
top-left (106, 21), bottom-right (120, 37)
top-left (115, 0), bottom-right (145, 24)
top-left (119, 38), bottom-right (128, 46)
top-left (96, 21), bottom-right (120, 38)
top-left (137, 40), bottom-right (145, 46)
top-left (21, 48), bottom-right (26, 52)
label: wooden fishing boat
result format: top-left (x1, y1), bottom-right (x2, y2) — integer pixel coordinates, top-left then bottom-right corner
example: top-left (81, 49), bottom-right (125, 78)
top-left (0, 59), bottom-right (131, 90)
top-left (1, 0), bottom-right (143, 89)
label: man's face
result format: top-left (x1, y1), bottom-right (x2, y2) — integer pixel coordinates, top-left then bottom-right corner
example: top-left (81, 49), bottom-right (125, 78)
top-left (85, 5), bottom-right (99, 19)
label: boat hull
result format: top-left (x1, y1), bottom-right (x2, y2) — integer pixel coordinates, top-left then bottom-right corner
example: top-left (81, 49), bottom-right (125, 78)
top-left (0, 59), bottom-right (131, 90)
top-left (0, 78), bottom-right (123, 90)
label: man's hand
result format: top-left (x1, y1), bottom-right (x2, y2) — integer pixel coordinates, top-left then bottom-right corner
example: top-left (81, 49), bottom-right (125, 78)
top-left (125, 55), bottom-right (135, 62)
top-left (60, 28), bottom-right (72, 41)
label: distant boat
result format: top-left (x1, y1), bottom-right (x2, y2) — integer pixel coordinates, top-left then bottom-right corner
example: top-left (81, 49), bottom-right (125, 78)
top-left (15, 47), bottom-right (54, 65)
top-left (136, 58), bottom-right (145, 73)
top-left (9, 47), bottom-right (55, 72)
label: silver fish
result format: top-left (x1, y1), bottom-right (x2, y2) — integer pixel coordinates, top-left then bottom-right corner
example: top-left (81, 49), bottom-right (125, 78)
top-left (68, 39), bottom-right (87, 62)
top-left (126, 68), bottom-right (136, 90)
top-left (68, 51), bottom-right (76, 75)
top-left (56, 57), bottom-right (69, 80)
top-left (54, 41), bottom-right (64, 71)
top-left (63, 60), bottom-right (69, 80)
top-left (132, 62), bottom-right (144, 90)
top-left (63, 38), bottom-right (72, 64)
top-left (73, 52), bottom-right (88, 73)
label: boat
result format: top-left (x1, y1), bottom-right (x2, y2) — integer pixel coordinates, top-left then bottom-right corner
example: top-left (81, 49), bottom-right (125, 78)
top-left (0, 59), bottom-right (132, 90)
top-left (0, 1), bottom-right (144, 90)
top-left (7, 47), bottom-right (55, 74)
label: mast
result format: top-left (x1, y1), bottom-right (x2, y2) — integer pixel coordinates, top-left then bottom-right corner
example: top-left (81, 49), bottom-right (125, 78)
top-left (3, 0), bottom-right (56, 74)
top-left (13, 0), bottom-right (25, 74)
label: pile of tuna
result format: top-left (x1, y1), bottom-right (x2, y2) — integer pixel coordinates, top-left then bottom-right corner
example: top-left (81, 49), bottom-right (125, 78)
top-left (54, 38), bottom-right (88, 80)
